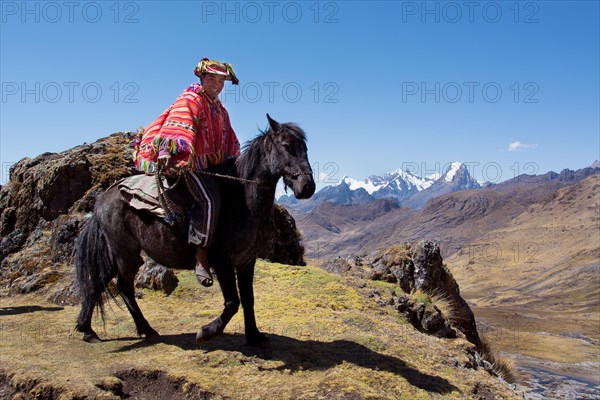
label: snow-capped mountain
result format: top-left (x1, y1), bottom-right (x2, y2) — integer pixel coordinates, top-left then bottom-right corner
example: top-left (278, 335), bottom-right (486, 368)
top-left (279, 162), bottom-right (481, 210)
top-left (342, 168), bottom-right (435, 199)
top-left (311, 180), bottom-right (375, 206)
top-left (401, 162), bottom-right (481, 208)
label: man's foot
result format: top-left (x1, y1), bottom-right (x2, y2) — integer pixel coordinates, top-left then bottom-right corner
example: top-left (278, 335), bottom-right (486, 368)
top-left (195, 247), bottom-right (213, 287)
top-left (195, 266), bottom-right (213, 287)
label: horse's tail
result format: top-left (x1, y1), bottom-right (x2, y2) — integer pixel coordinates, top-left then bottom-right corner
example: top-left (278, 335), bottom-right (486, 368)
top-left (75, 213), bottom-right (116, 327)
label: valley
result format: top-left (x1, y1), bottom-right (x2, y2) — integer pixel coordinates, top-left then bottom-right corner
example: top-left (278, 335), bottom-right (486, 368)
top-left (285, 165), bottom-right (600, 398)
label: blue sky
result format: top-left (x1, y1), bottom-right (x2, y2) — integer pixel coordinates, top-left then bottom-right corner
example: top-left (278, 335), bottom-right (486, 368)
top-left (1, 1), bottom-right (599, 191)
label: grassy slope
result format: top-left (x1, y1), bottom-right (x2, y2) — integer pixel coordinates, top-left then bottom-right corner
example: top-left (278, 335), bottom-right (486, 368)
top-left (0, 262), bottom-right (518, 399)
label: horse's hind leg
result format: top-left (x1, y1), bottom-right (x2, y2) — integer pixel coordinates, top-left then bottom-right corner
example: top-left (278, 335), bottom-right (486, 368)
top-left (76, 298), bottom-right (102, 343)
top-left (117, 264), bottom-right (159, 340)
top-left (76, 272), bottom-right (115, 343)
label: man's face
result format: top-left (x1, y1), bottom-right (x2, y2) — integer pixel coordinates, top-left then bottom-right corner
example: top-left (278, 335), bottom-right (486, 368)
top-left (201, 73), bottom-right (226, 100)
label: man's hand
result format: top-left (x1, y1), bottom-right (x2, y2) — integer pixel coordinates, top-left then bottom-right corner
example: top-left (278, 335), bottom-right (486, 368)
top-left (157, 153), bottom-right (177, 176)
top-left (157, 153), bottom-right (173, 169)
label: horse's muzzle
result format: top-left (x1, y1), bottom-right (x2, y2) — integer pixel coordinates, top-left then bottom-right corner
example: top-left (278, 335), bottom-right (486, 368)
top-left (293, 174), bottom-right (316, 199)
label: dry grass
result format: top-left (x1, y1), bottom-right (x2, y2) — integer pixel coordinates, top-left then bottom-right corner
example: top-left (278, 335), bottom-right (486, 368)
top-left (385, 243), bottom-right (416, 265)
top-left (429, 291), bottom-right (459, 325)
top-left (409, 289), bottom-right (459, 327)
top-left (0, 261), bottom-right (520, 399)
top-left (478, 334), bottom-right (517, 383)
top-left (409, 289), bottom-right (432, 306)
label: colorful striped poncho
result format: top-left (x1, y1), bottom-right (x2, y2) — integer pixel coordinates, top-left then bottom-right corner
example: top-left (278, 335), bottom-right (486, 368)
top-left (134, 83), bottom-right (240, 173)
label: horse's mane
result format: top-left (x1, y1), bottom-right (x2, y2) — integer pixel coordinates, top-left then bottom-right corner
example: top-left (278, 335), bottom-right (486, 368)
top-left (235, 123), bottom-right (307, 180)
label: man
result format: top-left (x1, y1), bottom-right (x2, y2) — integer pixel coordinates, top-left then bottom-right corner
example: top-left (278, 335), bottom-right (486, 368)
top-left (134, 58), bottom-right (240, 287)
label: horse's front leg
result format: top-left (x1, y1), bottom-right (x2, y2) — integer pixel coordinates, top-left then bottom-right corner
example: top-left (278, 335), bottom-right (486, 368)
top-left (237, 262), bottom-right (269, 346)
top-left (196, 261), bottom-right (239, 343)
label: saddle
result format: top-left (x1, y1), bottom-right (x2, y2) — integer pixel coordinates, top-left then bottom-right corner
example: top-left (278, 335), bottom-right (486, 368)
top-left (118, 174), bottom-right (185, 223)
top-left (118, 173), bottom-right (215, 287)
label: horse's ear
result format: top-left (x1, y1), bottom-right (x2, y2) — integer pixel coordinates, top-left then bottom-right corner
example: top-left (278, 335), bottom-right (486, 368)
top-left (266, 113), bottom-right (280, 132)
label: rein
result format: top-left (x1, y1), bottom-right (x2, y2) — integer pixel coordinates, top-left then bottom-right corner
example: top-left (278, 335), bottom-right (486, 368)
top-left (153, 125), bottom-right (313, 224)
top-left (198, 169), bottom-right (312, 183)
top-left (155, 166), bottom-right (183, 226)
top-left (196, 169), bottom-right (260, 185)
top-left (155, 166), bottom-right (311, 224)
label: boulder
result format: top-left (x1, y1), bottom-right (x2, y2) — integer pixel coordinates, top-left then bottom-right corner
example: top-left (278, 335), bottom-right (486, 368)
top-left (320, 258), bottom-right (353, 275)
top-left (134, 260), bottom-right (179, 295)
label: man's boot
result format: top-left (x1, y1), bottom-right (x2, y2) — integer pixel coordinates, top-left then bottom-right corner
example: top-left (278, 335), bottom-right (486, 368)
top-left (195, 247), bottom-right (214, 287)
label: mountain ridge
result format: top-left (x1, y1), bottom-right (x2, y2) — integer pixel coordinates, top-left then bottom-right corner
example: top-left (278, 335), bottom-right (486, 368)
top-left (280, 161), bottom-right (599, 213)
top-left (280, 162), bottom-right (486, 211)
top-left (290, 165), bottom-right (599, 260)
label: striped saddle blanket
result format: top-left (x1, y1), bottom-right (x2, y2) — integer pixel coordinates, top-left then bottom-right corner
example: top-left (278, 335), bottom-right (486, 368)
top-left (118, 174), bottom-right (184, 222)
top-left (117, 172), bottom-right (219, 248)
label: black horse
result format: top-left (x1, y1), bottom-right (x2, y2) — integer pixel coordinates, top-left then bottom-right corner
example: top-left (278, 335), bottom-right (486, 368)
top-left (75, 114), bottom-right (315, 345)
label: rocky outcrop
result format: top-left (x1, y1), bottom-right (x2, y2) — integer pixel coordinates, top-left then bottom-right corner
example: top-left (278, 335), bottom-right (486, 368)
top-left (258, 204), bottom-right (306, 266)
top-left (0, 133), bottom-right (135, 303)
top-left (0, 214), bottom-right (85, 303)
top-left (369, 241), bottom-right (480, 346)
top-left (0, 133), bottom-right (136, 251)
top-left (0, 132), bottom-right (307, 302)
top-left (395, 294), bottom-right (457, 339)
top-left (322, 241), bottom-right (481, 347)
top-left (318, 243), bottom-right (516, 381)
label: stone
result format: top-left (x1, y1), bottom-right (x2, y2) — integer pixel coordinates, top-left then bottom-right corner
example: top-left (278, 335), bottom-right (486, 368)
top-left (135, 260), bottom-right (179, 295)
top-left (321, 258), bottom-right (353, 275)
top-left (258, 204), bottom-right (306, 266)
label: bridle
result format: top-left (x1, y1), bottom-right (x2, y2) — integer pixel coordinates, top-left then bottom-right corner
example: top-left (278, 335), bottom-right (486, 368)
top-left (266, 125), bottom-right (314, 181)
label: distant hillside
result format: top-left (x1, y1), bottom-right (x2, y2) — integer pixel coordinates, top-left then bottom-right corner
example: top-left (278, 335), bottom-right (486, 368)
top-left (289, 166), bottom-right (599, 259)
top-left (452, 172), bottom-right (600, 313)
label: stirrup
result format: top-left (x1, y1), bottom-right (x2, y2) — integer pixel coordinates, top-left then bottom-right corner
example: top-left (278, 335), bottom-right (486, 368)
top-left (195, 265), bottom-right (214, 287)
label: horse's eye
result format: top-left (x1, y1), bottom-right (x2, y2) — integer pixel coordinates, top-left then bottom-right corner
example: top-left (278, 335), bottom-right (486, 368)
top-left (283, 143), bottom-right (296, 156)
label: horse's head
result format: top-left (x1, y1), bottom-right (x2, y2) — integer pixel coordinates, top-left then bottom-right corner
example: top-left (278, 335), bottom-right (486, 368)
top-left (264, 114), bottom-right (315, 199)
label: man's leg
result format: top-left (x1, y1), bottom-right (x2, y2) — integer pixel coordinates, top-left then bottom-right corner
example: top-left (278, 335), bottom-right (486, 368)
top-left (185, 172), bottom-right (220, 287)
top-left (195, 246), bottom-right (213, 287)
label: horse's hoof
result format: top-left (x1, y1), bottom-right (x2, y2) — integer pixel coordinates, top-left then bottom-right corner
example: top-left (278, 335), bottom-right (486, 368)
top-left (144, 330), bottom-right (161, 341)
top-left (246, 332), bottom-right (270, 347)
top-left (246, 333), bottom-right (272, 358)
top-left (196, 329), bottom-right (209, 343)
top-left (196, 326), bottom-right (213, 343)
top-left (196, 317), bottom-right (225, 343)
top-left (83, 333), bottom-right (102, 343)
top-left (196, 323), bottom-right (222, 343)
